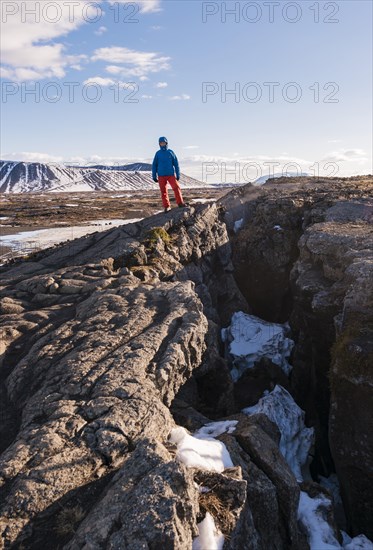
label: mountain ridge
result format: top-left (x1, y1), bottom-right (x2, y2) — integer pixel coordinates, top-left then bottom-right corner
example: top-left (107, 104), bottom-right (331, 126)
top-left (0, 160), bottom-right (205, 193)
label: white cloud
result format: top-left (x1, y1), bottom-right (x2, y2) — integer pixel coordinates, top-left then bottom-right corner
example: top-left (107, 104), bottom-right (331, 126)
top-left (155, 82), bottom-right (168, 88)
top-left (1, 66), bottom-right (47, 80)
top-left (72, 155), bottom-right (147, 165)
top-left (0, 152), bottom-right (151, 166)
top-left (105, 65), bottom-right (123, 75)
top-left (178, 150), bottom-right (373, 182)
top-left (183, 145), bottom-right (199, 150)
top-left (137, 0), bottom-right (162, 13)
top-left (179, 153), bottom-right (308, 182)
top-left (322, 149), bottom-right (368, 163)
top-left (95, 26), bottom-right (108, 36)
top-left (1, 151), bottom-right (64, 163)
top-left (91, 47), bottom-right (171, 78)
top-left (0, 1), bottom-right (92, 81)
top-left (151, 25), bottom-right (163, 30)
top-left (169, 94), bottom-right (191, 100)
top-left (83, 77), bottom-right (115, 86)
top-left (64, 154), bottom-right (153, 167)
top-left (107, 0), bottom-right (162, 13)
top-left (141, 94), bottom-right (153, 99)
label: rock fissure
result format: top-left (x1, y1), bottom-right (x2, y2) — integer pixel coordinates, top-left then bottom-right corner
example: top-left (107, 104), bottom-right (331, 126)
top-left (222, 177), bottom-right (373, 541)
top-left (0, 179), bottom-right (372, 549)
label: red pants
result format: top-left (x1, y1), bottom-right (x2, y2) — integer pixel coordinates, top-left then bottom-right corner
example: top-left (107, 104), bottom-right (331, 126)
top-left (158, 175), bottom-right (184, 208)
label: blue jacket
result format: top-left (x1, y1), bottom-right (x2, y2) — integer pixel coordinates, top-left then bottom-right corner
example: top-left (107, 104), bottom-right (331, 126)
top-left (152, 145), bottom-right (180, 180)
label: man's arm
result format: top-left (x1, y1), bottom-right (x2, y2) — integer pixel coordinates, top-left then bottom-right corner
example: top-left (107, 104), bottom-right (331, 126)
top-left (171, 151), bottom-right (180, 180)
top-left (152, 152), bottom-right (158, 181)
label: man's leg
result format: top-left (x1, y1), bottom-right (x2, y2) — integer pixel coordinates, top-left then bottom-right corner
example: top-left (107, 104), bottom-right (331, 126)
top-left (168, 175), bottom-right (184, 206)
top-left (158, 176), bottom-right (170, 208)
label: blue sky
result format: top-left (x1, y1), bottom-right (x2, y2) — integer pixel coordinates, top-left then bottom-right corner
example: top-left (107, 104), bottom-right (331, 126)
top-left (1, 0), bottom-right (372, 182)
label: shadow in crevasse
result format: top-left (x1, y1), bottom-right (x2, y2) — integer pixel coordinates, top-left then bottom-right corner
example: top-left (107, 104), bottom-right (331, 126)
top-left (10, 470), bottom-right (117, 550)
top-left (154, 205), bottom-right (336, 487)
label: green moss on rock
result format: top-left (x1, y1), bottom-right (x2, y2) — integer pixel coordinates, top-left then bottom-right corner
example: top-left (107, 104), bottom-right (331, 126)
top-left (145, 227), bottom-right (171, 245)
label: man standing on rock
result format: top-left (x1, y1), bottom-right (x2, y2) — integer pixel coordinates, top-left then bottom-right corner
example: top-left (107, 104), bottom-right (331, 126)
top-left (152, 136), bottom-right (187, 212)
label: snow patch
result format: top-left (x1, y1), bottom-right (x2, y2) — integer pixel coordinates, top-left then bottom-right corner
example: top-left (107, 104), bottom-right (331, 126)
top-left (298, 491), bottom-right (341, 549)
top-left (194, 420), bottom-right (238, 439)
top-left (319, 474), bottom-right (343, 506)
top-left (343, 534), bottom-right (373, 549)
top-left (243, 385), bottom-right (314, 481)
top-left (169, 426), bottom-right (234, 473)
top-left (233, 218), bottom-right (244, 233)
top-left (192, 513), bottom-right (225, 550)
top-left (221, 311), bottom-right (294, 381)
top-left (0, 218), bottom-right (143, 258)
top-left (297, 492), bottom-right (373, 549)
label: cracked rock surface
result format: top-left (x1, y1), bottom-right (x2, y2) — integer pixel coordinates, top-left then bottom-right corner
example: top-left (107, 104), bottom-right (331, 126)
top-left (1, 177), bottom-right (372, 548)
top-left (223, 175), bottom-right (373, 539)
top-left (0, 204), bottom-right (247, 548)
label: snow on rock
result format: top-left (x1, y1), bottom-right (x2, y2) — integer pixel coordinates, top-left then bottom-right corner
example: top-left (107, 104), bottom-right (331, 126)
top-left (233, 218), bottom-right (244, 233)
top-left (194, 420), bottom-right (238, 439)
top-left (243, 385), bottom-right (314, 481)
top-left (169, 419), bottom-right (237, 550)
top-left (0, 218), bottom-right (143, 259)
top-left (221, 311), bottom-right (294, 381)
top-left (319, 474), bottom-right (343, 507)
top-left (192, 512), bottom-right (225, 550)
top-left (343, 534), bottom-right (373, 549)
top-left (169, 426), bottom-right (234, 473)
top-left (298, 492), bottom-right (373, 550)
top-left (297, 491), bottom-right (341, 549)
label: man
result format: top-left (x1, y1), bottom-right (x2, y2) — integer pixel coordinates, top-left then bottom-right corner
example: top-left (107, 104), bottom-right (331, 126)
top-left (152, 136), bottom-right (187, 212)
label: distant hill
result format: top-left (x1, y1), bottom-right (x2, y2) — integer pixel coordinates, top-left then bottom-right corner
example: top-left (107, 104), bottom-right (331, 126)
top-left (254, 172), bottom-right (310, 185)
top-left (0, 161), bottom-right (205, 193)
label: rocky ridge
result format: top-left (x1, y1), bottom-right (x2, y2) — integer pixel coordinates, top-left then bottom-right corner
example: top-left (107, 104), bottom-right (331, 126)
top-left (0, 175), bottom-right (372, 548)
top-left (224, 175), bottom-right (373, 539)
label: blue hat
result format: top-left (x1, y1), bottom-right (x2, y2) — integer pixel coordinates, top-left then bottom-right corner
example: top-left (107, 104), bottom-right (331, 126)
top-left (159, 136), bottom-right (168, 144)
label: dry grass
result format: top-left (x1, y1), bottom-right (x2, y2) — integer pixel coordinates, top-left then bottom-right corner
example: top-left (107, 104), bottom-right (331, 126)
top-left (199, 489), bottom-right (235, 535)
top-left (55, 505), bottom-right (85, 536)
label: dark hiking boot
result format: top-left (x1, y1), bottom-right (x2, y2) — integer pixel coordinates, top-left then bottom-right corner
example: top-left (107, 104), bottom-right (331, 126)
top-left (164, 206), bottom-right (171, 213)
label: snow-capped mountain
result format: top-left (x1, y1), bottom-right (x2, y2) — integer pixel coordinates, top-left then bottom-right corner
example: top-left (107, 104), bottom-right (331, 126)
top-left (0, 161), bottom-right (205, 193)
top-left (254, 172), bottom-right (310, 185)
top-left (65, 162), bottom-right (153, 171)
